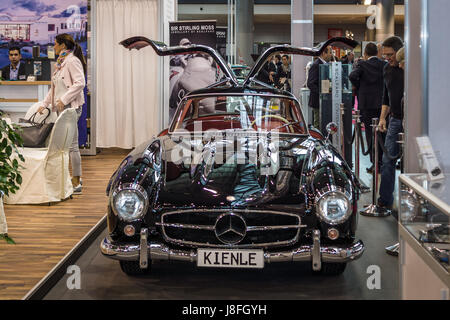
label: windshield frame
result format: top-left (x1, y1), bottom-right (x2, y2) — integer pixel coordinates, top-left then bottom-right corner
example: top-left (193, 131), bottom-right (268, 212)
top-left (169, 93), bottom-right (310, 136)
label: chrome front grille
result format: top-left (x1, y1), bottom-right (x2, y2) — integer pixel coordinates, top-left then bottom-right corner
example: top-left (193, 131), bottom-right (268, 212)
top-left (155, 209), bottom-right (304, 248)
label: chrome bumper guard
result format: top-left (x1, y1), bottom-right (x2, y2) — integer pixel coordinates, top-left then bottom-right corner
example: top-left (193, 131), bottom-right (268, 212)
top-left (100, 232), bottom-right (365, 269)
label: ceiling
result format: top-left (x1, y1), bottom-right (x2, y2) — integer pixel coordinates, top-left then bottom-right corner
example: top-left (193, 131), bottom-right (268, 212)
top-left (178, 14), bottom-right (405, 26)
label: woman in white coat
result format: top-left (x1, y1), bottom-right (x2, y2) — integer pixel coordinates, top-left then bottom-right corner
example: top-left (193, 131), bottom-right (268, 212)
top-left (39, 33), bottom-right (86, 194)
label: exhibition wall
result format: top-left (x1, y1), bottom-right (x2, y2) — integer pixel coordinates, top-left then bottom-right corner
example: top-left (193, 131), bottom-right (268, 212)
top-left (95, 0), bottom-right (160, 148)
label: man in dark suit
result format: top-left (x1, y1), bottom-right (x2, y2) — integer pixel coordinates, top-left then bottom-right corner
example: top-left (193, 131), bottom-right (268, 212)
top-left (256, 55), bottom-right (277, 86)
top-left (341, 51), bottom-right (355, 65)
top-left (307, 46), bottom-right (333, 129)
top-left (349, 42), bottom-right (386, 171)
top-left (1, 47), bottom-right (27, 81)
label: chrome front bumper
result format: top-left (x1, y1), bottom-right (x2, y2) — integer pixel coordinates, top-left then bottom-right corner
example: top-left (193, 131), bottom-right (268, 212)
top-left (100, 229), bottom-right (365, 271)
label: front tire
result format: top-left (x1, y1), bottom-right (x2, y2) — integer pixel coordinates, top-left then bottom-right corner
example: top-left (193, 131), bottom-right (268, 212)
top-left (119, 260), bottom-right (151, 276)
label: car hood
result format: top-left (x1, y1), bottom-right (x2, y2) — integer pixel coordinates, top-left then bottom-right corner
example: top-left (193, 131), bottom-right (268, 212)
top-left (157, 133), bottom-right (313, 208)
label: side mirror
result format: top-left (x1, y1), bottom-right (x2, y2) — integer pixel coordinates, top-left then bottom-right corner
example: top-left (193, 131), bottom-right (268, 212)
top-left (325, 122), bottom-right (338, 142)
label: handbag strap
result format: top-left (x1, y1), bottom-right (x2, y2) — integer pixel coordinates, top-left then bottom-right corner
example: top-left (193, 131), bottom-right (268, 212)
top-left (29, 107), bottom-right (51, 125)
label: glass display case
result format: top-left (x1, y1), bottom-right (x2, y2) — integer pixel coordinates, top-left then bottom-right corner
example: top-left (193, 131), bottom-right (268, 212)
top-left (399, 173), bottom-right (450, 299)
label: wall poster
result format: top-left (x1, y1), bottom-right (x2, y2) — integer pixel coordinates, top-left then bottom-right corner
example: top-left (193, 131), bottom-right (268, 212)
top-left (0, 0), bottom-right (87, 68)
top-left (0, 0), bottom-right (88, 146)
top-left (169, 20), bottom-right (217, 122)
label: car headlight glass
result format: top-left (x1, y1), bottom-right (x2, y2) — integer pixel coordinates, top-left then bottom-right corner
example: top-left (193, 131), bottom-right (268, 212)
top-left (111, 184), bottom-right (148, 221)
top-left (316, 189), bottom-right (352, 225)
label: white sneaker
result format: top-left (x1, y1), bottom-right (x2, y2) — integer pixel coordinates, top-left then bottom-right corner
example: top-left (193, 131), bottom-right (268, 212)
top-left (73, 184), bottom-right (82, 194)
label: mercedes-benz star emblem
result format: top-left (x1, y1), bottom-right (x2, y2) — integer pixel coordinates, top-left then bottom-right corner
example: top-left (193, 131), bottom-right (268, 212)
top-left (214, 213), bottom-right (247, 245)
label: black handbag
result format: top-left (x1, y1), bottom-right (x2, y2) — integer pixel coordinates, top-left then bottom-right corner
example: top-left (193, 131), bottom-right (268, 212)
top-left (17, 108), bottom-right (54, 148)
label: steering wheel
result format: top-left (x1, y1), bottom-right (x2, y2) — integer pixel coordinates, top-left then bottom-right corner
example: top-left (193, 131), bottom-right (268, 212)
top-left (250, 115), bottom-right (294, 133)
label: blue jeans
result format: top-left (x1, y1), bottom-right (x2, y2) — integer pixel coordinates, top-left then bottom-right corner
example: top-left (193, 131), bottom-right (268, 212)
top-left (378, 117), bottom-right (403, 207)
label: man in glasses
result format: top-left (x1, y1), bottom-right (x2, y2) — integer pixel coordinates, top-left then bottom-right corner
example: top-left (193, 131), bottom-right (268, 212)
top-left (377, 36), bottom-right (404, 213)
top-left (1, 47), bottom-right (27, 81)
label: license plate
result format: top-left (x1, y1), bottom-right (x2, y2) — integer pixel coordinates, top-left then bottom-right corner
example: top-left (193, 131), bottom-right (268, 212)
top-left (197, 249), bottom-right (264, 269)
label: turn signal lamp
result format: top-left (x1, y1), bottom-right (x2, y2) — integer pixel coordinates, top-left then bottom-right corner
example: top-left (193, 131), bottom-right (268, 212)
top-left (124, 225), bottom-right (136, 237)
top-left (327, 228), bottom-right (339, 240)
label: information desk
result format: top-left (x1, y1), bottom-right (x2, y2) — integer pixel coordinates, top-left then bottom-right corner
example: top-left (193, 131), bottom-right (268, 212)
top-left (399, 174), bottom-right (450, 300)
top-left (0, 81), bottom-right (50, 122)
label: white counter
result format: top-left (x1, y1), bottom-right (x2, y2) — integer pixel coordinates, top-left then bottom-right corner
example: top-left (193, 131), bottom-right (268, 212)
top-left (0, 81), bottom-right (50, 122)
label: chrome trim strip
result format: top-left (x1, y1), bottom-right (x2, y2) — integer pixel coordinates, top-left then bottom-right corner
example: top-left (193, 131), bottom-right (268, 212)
top-left (155, 222), bottom-right (216, 231)
top-left (246, 225), bottom-right (307, 231)
top-left (155, 223), bottom-right (305, 232)
top-left (139, 228), bottom-right (148, 269)
top-left (158, 209), bottom-right (302, 249)
top-left (160, 208), bottom-right (301, 216)
top-left (100, 237), bottom-right (365, 265)
top-left (312, 230), bottom-right (321, 271)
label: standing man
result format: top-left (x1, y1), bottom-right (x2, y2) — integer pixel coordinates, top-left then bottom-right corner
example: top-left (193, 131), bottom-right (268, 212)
top-left (307, 46), bottom-right (333, 129)
top-left (377, 36), bottom-right (404, 212)
top-left (341, 51), bottom-right (355, 65)
top-left (1, 47), bottom-right (27, 81)
top-left (278, 54), bottom-right (291, 92)
top-left (349, 42), bottom-right (386, 172)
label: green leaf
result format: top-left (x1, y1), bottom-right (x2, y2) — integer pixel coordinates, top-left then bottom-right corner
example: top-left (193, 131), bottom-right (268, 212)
top-left (0, 234), bottom-right (16, 244)
top-left (16, 174), bottom-right (22, 185)
top-left (5, 235), bottom-right (16, 244)
top-left (0, 138), bottom-right (7, 150)
top-left (5, 145), bottom-right (12, 157)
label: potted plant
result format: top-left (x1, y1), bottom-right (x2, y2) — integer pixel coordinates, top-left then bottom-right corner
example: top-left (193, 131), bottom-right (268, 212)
top-left (0, 112), bottom-right (24, 244)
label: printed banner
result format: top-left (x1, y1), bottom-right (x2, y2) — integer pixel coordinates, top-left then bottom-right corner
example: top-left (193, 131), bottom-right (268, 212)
top-left (216, 26), bottom-right (227, 61)
top-left (0, 0), bottom-right (87, 68)
top-left (0, 0), bottom-right (88, 145)
top-left (169, 20), bottom-right (217, 122)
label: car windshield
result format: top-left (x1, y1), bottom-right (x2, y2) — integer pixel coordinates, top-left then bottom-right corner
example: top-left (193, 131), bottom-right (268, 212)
top-left (170, 95), bottom-right (307, 134)
top-left (232, 67), bottom-right (250, 78)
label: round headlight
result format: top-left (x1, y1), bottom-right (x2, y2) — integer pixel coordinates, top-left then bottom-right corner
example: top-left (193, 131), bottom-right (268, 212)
top-left (111, 184), bottom-right (148, 222)
top-left (315, 189), bottom-right (352, 225)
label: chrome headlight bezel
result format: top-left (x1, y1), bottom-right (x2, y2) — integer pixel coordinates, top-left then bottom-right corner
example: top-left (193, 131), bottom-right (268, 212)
top-left (110, 183), bottom-right (149, 222)
top-left (315, 187), bottom-right (353, 225)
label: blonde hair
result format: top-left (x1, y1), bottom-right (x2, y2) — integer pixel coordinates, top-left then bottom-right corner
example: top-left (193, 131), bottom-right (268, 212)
top-left (396, 47), bottom-right (405, 65)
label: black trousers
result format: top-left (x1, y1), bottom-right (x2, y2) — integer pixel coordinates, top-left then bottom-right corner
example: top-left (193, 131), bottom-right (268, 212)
top-left (360, 108), bottom-right (385, 166)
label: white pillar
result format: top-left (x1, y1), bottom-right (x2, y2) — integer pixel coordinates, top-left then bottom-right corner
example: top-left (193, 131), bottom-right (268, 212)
top-left (291, 0), bottom-right (313, 100)
top-left (235, 0), bottom-right (254, 65)
top-left (376, 0), bottom-right (395, 42)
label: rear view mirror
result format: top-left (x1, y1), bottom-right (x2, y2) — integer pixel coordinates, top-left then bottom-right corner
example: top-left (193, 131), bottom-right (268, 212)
top-left (326, 122), bottom-right (338, 142)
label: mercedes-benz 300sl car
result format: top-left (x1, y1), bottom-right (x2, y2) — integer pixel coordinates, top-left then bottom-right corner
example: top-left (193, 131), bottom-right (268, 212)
top-left (101, 36), bottom-right (365, 276)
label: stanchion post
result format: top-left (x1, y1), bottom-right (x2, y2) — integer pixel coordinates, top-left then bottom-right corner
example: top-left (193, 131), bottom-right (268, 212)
top-left (397, 133), bottom-right (405, 173)
top-left (340, 104), bottom-right (345, 156)
top-left (354, 110), bottom-right (360, 179)
top-left (385, 132), bottom-right (405, 256)
top-left (354, 110), bottom-right (370, 194)
top-left (360, 118), bottom-right (391, 217)
top-left (372, 117), bottom-right (379, 205)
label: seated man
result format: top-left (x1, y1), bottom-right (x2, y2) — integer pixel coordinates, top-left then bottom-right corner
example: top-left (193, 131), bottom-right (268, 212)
top-left (1, 47), bottom-right (27, 81)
